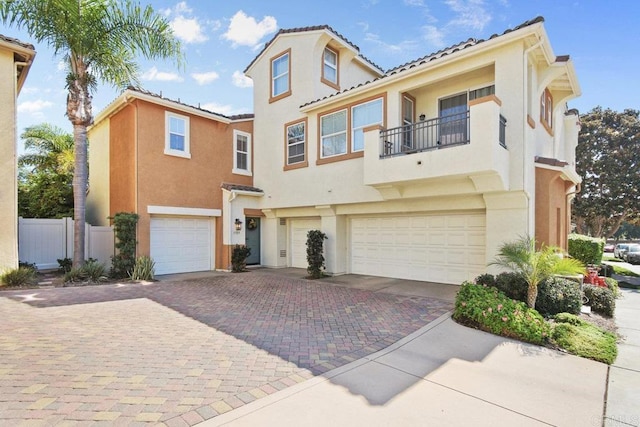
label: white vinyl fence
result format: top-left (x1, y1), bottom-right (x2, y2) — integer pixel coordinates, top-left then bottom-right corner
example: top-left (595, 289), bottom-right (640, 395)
top-left (18, 217), bottom-right (115, 270)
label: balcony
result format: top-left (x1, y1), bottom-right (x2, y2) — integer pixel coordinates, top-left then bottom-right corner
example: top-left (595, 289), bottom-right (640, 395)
top-left (363, 96), bottom-right (510, 194)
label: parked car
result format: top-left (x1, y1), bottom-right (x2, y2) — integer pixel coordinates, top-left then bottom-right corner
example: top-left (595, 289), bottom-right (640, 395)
top-left (604, 243), bottom-right (615, 253)
top-left (625, 245), bottom-right (640, 264)
top-left (623, 244), bottom-right (640, 262)
top-left (614, 243), bottom-right (632, 259)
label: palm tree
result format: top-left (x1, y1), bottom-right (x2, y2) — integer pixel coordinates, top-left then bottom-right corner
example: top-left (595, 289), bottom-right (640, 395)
top-left (1, 0), bottom-right (182, 268)
top-left (18, 124), bottom-right (75, 218)
top-left (490, 236), bottom-right (585, 308)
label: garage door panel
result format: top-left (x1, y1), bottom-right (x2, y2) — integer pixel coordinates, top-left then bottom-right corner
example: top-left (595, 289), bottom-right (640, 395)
top-left (350, 213), bottom-right (486, 284)
top-left (290, 219), bottom-right (321, 269)
top-left (150, 217), bottom-right (212, 275)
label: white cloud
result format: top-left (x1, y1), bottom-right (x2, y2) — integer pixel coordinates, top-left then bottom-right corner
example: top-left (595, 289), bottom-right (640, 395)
top-left (200, 101), bottom-right (249, 116)
top-left (364, 32), bottom-right (419, 54)
top-left (223, 10), bottom-right (277, 48)
top-left (171, 15), bottom-right (208, 44)
top-left (141, 66), bottom-right (184, 82)
top-left (421, 25), bottom-right (446, 48)
top-left (445, 0), bottom-right (492, 31)
top-left (191, 71), bottom-right (220, 85)
top-left (232, 71), bottom-right (253, 88)
top-left (404, 0), bottom-right (424, 6)
top-left (18, 99), bottom-right (53, 114)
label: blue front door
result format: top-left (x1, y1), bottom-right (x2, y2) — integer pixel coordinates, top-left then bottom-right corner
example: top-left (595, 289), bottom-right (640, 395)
top-left (245, 217), bottom-right (261, 265)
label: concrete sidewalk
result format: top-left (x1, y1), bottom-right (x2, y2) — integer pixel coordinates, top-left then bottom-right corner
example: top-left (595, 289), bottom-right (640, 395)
top-left (605, 288), bottom-right (640, 426)
top-left (204, 313), bottom-right (609, 427)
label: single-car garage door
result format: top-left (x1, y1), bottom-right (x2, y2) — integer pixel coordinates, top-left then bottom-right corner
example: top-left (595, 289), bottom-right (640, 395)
top-left (290, 218), bottom-right (321, 268)
top-left (150, 217), bottom-right (213, 275)
top-left (351, 213), bottom-right (485, 284)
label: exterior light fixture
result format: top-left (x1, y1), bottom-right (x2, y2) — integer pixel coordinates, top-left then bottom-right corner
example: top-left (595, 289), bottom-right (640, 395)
top-left (419, 114), bottom-right (426, 121)
top-left (234, 218), bottom-right (243, 231)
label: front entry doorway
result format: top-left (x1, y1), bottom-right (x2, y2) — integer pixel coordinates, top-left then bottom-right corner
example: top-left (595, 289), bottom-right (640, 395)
top-left (245, 217), bottom-right (261, 265)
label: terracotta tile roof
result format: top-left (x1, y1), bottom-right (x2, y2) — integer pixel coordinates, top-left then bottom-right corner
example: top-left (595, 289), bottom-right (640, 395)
top-left (535, 156), bottom-right (569, 167)
top-left (300, 16), bottom-right (546, 108)
top-left (244, 25), bottom-right (383, 74)
top-left (221, 183), bottom-right (264, 193)
top-left (125, 86), bottom-right (252, 121)
top-left (0, 34), bottom-right (35, 51)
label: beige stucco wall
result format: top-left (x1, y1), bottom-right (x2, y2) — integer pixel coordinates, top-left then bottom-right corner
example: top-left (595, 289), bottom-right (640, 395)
top-left (86, 118), bottom-right (110, 226)
top-left (0, 48), bottom-right (19, 270)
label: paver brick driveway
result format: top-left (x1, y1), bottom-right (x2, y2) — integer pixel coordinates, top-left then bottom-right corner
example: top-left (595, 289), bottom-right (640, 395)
top-left (0, 270), bottom-right (453, 425)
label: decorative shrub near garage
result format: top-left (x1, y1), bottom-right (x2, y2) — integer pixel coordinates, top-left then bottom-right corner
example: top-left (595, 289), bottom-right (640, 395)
top-left (568, 234), bottom-right (604, 265)
top-left (231, 245), bottom-right (251, 272)
top-left (110, 212), bottom-right (139, 279)
top-left (454, 282), bottom-right (550, 345)
top-left (583, 284), bottom-right (616, 317)
top-left (494, 272), bottom-right (529, 302)
top-left (535, 276), bottom-right (582, 316)
top-left (306, 230), bottom-right (327, 279)
top-left (0, 266), bottom-right (38, 287)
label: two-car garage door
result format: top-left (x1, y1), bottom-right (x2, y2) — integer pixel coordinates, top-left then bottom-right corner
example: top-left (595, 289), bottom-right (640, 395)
top-left (350, 213), bottom-right (485, 284)
top-left (150, 217), bottom-right (213, 275)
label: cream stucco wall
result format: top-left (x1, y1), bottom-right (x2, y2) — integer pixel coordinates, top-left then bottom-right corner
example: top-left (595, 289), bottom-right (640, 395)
top-left (0, 47), bottom-right (19, 271)
top-left (86, 118), bottom-right (110, 226)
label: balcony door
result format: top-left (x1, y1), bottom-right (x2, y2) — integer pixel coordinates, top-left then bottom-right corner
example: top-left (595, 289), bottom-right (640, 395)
top-left (439, 93), bottom-right (468, 146)
top-left (402, 95), bottom-right (415, 150)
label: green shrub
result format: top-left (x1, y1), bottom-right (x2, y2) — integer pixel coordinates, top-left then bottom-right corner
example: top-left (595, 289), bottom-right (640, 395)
top-left (306, 230), bottom-right (327, 279)
top-left (231, 245), bottom-right (251, 272)
top-left (494, 272), bottom-right (528, 303)
top-left (453, 282), bottom-right (550, 345)
top-left (130, 256), bottom-right (155, 280)
top-left (1, 267), bottom-right (38, 287)
top-left (57, 257), bottom-right (73, 273)
top-left (82, 260), bottom-right (107, 282)
top-left (535, 276), bottom-right (582, 316)
top-left (474, 273), bottom-right (496, 287)
top-left (568, 234), bottom-right (604, 265)
top-left (110, 212), bottom-right (139, 279)
top-left (583, 285), bottom-right (615, 317)
top-left (604, 277), bottom-right (620, 298)
top-left (551, 313), bottom-right (617, 364)
top-left (64, 267), bottom-right (85, 283)
top-left (19, 261), bottom-right (38, 272)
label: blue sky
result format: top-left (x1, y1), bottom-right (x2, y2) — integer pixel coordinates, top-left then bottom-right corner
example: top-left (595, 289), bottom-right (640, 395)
top-left (3, 0), bottom-right (639, 149)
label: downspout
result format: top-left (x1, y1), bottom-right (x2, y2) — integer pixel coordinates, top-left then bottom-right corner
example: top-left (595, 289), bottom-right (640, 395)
top-left (523, 37), bottom-right (543, 237)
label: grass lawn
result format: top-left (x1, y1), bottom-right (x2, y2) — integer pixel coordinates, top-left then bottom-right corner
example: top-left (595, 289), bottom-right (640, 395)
top-left (610, 264), bottom-right (640, 277)
top-left (551, 313), bottom-right (617, 364)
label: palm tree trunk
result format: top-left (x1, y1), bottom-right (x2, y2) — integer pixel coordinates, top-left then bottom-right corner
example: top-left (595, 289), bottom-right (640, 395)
top-left (527, 283), bottom-right (537, 308)
top-left (72, 124), bottom-right (88, 269)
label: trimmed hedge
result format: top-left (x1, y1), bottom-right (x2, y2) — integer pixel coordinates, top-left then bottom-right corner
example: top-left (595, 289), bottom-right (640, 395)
top-left (494, 272), bottom-right (528, 303)
top-left (454, 282), bottom-right (550, 345)
top-left (568, 234), bottom-right (604, 265)
top-left (535, 277), bottom-right (582, 316)
top-left (583, 285), bottom-right (616, 317)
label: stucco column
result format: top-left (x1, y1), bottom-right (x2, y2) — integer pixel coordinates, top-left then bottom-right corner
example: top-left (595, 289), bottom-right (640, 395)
top-left (261, 210), bottom-right (287, 268)
top-left (483, 191), bottom-right (529, 275)
top-left (316, 205), bottom-right (346, 276)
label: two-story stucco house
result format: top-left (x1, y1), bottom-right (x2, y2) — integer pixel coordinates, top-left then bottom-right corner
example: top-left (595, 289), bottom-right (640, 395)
top-left (86, 87), bottom-right (257, 275)
top-left (226, 16), bottom-right (581, 284)
top-left (0, 35), bottom-right (35, 271)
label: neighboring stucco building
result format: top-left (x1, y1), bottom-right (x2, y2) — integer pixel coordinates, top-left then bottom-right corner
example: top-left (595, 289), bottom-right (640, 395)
top-left (87, 88), bottom-right (255, 274)
top-left (229, 16), bottom-right (581, 284)
top-left (0, 35), bottom-right (35, 271)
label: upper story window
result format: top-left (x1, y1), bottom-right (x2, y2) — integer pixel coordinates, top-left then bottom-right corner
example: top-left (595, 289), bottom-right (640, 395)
top-left (322, 47), bottom-right (339, 89)
top-left (233, 129), bottom-right (252, 176)
top-left (270, 49), bottom-right (291, 103)
top-left (469, 84), bottom-right (495, 101)
top-left (320, 109), bottom-right (347, 158)
top-left (165, 112), bottom-right (190, 158)
top-left (351, 98), bottom-right (383, 152)
top-left (285, 119), bottom-right (307, 169)
top-left (540, 88), bottom-right (553, 133)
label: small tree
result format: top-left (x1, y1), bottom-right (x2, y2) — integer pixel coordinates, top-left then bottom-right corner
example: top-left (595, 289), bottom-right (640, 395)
top-left (490, 236), bottom-right (585, 308)
top-left (110, 212), bottom-right (139, 279)
top-left (306, 230), bottom-right (327, 279)
top-left (231, 245), bottom-right (251, 272)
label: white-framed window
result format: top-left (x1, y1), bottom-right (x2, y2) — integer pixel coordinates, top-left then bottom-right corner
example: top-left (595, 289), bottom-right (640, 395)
top-left (286, 121), bottom-right (306, 165)
top-left (165, 112), bottom-right (190, 158)
top-left (271, 51), bottom-right (290, 99)
top-left (322, 47), bottom-right (338, 86)
top-left (540, 88), bottom-right (553, 130)
top-left (320, 109), bottom-right (347, 158)
top-left (233, 129), bottom-right (252, 175)
top-left (351, 98), bottom-right (383, 152)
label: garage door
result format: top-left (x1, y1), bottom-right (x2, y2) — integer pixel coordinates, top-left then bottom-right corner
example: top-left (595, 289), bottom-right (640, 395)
top-left (150, 217), bottom-right (213, 275)
top-left (290, 219), bottom-right (321, 268)
top-left (351, 213), bottom-right (485, 284)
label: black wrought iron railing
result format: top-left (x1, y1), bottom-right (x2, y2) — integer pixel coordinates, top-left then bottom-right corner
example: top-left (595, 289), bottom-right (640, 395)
top-left (380, 111), bottom-right (470, 158)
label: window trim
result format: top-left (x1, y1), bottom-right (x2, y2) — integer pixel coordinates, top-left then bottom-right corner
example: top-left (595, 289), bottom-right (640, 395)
top-left (232, 129), bottom-right (252, 176)
top-left (540, 88), bottom-right (553, 136)
top-left (316, 93), bottom-right (386, 165)
top-left (321, 46), bottom-right (339, 90)
top-left (269, 49), bottom-right (291, 103)
top-left (319, 108), bottom-right (348, 159)
top-left (284, 118), bottom-right (309, 171)
top-left (164, 111), bottom-right (191, 159)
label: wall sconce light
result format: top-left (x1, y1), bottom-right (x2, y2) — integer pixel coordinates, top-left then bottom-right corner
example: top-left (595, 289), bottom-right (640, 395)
top-left (419, 113), bottom-right (426, 121)
top-left (234, 218), bottom-right (243, 232)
